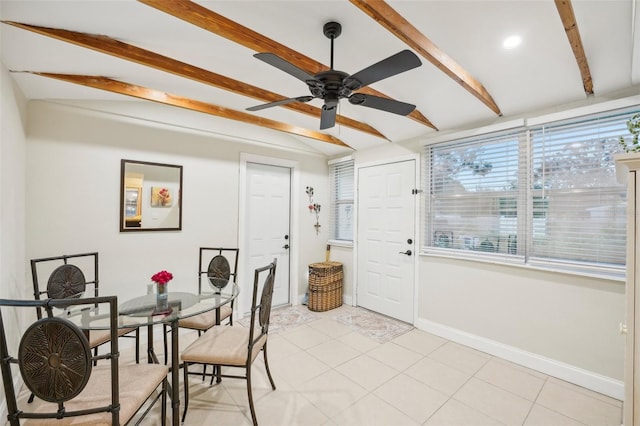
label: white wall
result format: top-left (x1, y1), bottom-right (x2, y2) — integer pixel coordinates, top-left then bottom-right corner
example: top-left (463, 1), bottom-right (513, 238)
top-left (1, 65), bottom-right (27, 300)
top-left (25, 101), bottom-right (330, 303)
top-left (417, 257), bottom-right (624, 396)
top-left (0, 64), bottom-right (28, 414)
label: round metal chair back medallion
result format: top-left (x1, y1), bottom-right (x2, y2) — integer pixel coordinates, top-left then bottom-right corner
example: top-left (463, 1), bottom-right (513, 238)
top-left (47, 264), bottom-right (86, 299)
top-left (19, 317), bottom-right (92, 402)
top-left (207, 255), bottom-right (231, 290)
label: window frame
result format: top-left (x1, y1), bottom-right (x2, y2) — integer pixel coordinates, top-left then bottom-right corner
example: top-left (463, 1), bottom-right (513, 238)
top-left (328, 157), bottom-right (354, 244)
top-left (421, 107), bottom-right (635, 279)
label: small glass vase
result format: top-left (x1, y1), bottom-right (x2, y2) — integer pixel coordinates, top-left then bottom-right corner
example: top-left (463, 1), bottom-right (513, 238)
top-left (155, 282), bottom-right (169, 313)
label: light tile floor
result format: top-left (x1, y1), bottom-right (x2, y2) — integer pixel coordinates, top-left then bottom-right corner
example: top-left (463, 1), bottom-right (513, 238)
top-left (142, 305), bottom-right (623, 426)
top-left (11, 305), bottom-right (623, 425)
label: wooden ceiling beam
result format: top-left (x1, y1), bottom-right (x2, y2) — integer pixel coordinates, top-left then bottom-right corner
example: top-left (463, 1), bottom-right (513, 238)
top-left (350, 0), bottom-right (502, 117)
top-left (138, 0), bottom-right (438, 130)
top-left (554, 0), bottom-right (594, 95)
top-left (25, 72), bottom-right (352, 148)
top-left (2, 21), bottom-right (384, 140)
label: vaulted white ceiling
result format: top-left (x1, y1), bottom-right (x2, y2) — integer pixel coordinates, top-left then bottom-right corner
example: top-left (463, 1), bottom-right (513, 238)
top-left (1, 0), bottom-right (639, 156)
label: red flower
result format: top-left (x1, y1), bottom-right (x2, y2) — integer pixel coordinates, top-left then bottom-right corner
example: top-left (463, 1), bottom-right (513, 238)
top-left (151, 270), bottom-right (173, 285)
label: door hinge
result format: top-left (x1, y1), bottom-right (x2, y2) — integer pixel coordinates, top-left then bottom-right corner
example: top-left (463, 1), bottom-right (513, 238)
top-left (620, 322), bottom-right (628, 335)
top-left (411, 189), bottom-right (423, 195)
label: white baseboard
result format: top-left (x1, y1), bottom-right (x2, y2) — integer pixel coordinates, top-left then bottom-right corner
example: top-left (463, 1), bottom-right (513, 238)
top-left (415, 318), bottom-right (624, 401)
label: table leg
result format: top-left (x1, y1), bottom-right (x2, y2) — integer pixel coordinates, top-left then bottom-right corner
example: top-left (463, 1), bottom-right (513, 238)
top-left (215, 308), bottom-right (221, 383)
top-left (171, 320), bottom-right (180, 426)
top-left (147, 324), bottom-right (155, 364)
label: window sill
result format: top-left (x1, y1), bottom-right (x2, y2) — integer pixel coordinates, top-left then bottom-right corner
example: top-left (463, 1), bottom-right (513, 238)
top-left (419, 250), bottom-right (625, 283)
top-left (328, 240), bottom-right (353, 248)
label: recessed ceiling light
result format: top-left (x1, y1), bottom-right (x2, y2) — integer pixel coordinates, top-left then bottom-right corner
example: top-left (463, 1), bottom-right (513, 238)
top-left (503, 35), bottom-right (522, 50)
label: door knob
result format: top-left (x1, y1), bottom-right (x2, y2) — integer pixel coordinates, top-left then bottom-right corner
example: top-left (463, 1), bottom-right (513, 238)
top-left (399, 250), bottom-right (412, 256)
top-left (283, 244), bottom-right (290, 249)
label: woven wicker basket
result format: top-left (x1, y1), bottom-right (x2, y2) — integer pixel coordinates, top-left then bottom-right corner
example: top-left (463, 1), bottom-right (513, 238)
top-left (308, 261), bottom-right (343, 312)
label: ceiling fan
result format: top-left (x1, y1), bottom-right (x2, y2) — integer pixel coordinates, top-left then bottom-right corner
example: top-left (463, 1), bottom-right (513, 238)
top-left (247, 21), bottom-right (422, 130)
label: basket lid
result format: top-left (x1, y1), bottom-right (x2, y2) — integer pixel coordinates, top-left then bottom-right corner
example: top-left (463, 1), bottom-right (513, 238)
top-left (309, 261), bottom-right (342, 269)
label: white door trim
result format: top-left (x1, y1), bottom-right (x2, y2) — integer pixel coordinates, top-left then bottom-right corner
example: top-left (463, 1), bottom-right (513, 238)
top-left (239, 153), bottom-right (300, 311)
top-left (353, 154), bottom-right (420, 324)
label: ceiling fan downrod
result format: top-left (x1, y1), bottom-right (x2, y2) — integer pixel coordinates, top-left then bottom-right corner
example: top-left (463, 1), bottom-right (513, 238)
top-left (323, 21), bottom-right (341, 70)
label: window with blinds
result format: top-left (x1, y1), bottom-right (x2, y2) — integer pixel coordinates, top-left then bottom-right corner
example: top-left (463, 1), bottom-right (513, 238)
top-left (425, 130), bottom-right (527, 258)
top-left (329, 159), bottom-right (354, 242)
top-left (423, 107), bottom-right (635, 276)
top-left (529, 111), bottom-right (629, 269)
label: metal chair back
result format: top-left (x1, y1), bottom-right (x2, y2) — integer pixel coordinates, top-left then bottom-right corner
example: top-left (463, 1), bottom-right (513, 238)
top-left (0, 296), bottom-right (121, 425)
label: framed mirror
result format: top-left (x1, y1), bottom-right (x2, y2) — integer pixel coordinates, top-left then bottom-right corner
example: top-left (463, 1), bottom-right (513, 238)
top-left (120, 159), bottom-right (183, 232)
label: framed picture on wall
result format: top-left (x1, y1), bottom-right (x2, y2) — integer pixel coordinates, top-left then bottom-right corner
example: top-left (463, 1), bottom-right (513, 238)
top-left (151, 187), bottom-right (172, 207)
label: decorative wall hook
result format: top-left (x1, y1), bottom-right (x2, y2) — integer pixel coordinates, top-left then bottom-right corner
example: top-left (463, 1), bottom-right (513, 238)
top-left (306, 186), bottom-right (321, 234)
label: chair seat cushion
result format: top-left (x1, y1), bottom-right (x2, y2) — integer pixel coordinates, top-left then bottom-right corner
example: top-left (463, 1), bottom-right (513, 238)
top-left (88, 327), bottom-right (137, 349)
top-left (181, 325), bottom-right (266, 367)
top-left (178, 305), bottom-right (232, 331)
top-left (23, 363), bottom-right (168, 425)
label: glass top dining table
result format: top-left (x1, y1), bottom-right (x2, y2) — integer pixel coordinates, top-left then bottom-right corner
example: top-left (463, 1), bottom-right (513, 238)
top-left (61, 281), bottom-right (239, 425)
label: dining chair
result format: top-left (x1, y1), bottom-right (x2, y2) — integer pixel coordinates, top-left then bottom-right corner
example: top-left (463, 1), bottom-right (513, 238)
top-left (0, 295), bottom-right (169, 425)
top-left (180, 258), bottom-right (277, 426)
top-left (163, 247), bottom-right (239, 364)
top-left (30, 252), bottom-right (141, 368)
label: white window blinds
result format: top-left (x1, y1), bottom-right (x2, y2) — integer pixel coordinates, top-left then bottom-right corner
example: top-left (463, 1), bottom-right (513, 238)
top-left (329, 159), bottom-right (354, 241)
top-left (529, 111), bottom-right (629, 268)
top-left (425, 130), bottom-right (527, 257)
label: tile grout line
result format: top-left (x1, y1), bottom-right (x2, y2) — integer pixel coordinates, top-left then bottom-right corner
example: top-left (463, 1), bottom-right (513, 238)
top-left (521, 375), bottom-right (551, 425)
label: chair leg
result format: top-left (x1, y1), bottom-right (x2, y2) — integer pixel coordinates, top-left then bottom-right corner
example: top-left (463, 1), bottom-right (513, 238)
top-left (135, 328), bottom-right (140, 364)
top-left (182, 362), bottom-right (190, 423)
top-left (199, 331), bottom-right (208, 382)
top-left (209, 364), bottom-right (222, 385)
top-left (246, 367), bottom-right (258, 426)
top-left (161, 377), bottom-right (167, 426)
top-left (263, 343), bottom-right (276, 390)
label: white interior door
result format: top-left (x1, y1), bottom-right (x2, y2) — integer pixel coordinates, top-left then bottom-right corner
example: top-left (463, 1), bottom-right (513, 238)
top-left (357, 159), bottom-right (416, 323)
top-left (242, 162), bottom-right (291, 314)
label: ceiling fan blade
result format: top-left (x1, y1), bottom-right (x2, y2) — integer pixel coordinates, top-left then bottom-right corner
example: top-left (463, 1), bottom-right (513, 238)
top-left (320, 105), bottom-right (337, 129)
top-left (247, 95), bottom-right (313, 112)
top-left (344, 50), bottom-right (422, 90)
top-left (349, 93), bottom-right (416, 116)
top-left (254, 52), bottom-right (317, 84)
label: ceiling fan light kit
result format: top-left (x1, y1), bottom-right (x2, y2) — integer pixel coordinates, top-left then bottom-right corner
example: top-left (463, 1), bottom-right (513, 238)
top-left (247, 21), bottom-right (422, 130)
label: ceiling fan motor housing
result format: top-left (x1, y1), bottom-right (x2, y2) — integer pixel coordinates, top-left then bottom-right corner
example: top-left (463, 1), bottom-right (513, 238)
top-left (309, 70), bottom-right (352, 107)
